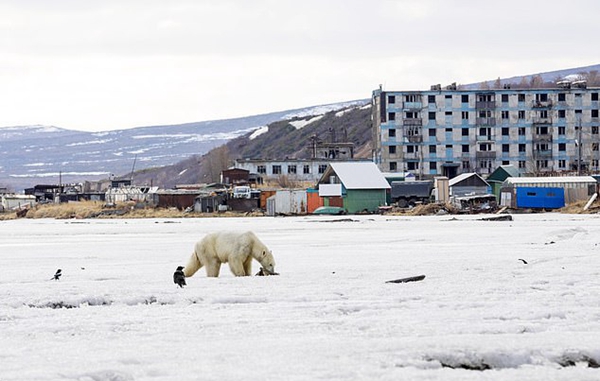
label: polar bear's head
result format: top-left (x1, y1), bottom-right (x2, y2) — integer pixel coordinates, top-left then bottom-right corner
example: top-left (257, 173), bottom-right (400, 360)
top-left (259, 250), bottom-right (276, 273)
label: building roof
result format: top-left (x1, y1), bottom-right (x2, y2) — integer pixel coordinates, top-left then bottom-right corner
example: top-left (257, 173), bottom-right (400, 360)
top-left (487, 165), bottom-right (520, 183)
top-left (504, 176), bottom-right (597, 185)
top-left (320, 162), bottom-right (391, 190)
top-left (449, 173), bottom-right (489, 187)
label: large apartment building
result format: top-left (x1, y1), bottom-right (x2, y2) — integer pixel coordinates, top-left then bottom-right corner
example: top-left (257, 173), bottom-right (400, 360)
top-left (371, 82), bottom-right (600, 178)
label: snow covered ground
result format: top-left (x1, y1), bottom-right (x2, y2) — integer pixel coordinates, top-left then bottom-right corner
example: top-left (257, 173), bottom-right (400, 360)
top-left (1, 214), bottom-right (599, 381)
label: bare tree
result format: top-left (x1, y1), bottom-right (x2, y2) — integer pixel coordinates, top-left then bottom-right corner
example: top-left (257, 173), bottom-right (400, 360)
top-left (204, 145), bottom-right (231, 183)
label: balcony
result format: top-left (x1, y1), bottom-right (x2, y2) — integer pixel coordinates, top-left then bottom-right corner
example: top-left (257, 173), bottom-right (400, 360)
top-left (403, 101), bottom-right (423, 110)
top-left (476, 151), bottom-right (497, 159)
top-left (533, 149), bottom-right (553, 158)
top-left (476, 133), bottom-right (495, 142)
top-left (533, 133), bottom-right (553, 142)
top-left (476, 101), bottom-right (496, 109)
top-left (532, 117), bottom-right (552, 125)
top-left (402, 118), bottom-right (423, 127)
top-left (476, 117), bottom-right (496, 126)
top-left (532, 100), bottom-right (553, 108)
top-left (405, 135), bottom-right (423, 143)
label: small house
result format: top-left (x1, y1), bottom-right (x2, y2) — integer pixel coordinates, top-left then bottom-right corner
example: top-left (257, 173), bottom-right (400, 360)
top-left (487, 165), bottom-right (520, 198)
top-left (316, 162), bottom-right (390, 213)
top-left (449, 173), bottom-right (491, 197)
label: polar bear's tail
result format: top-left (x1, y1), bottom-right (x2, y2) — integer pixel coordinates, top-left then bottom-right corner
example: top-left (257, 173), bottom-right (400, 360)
top-left (183, 248), bottom-right (202, 277)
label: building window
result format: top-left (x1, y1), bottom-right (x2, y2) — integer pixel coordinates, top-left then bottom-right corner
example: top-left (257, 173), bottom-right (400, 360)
top-left (502, 127), bottom-right (509, 136)
top-left (501, 110), bottom-right (509, 119)
top-left (518, 160), bottom-right (526, 169)
top-left (445, 144), bottom-right (453, 150)
top-left (558, 160), bottom-right (566, 168)
top-left (388, 112), bottom-right (396, 121)
top-left (303, 165), bottom-right (310, 174)
top-left (406, 111), bottom-right (419, 118)
top-left (429, 145), bottom-right (436, 154)
top-left (502, 161), bottom-right (510, 165)
top-left (518, 127), bottom-right (526, 136)
top-left (592, 126), bottom-right (599, 135)
top-left (518, 94), bottom-right (525, 102)
top-left (502, 144), bottom-right (510, 153)
top-left (461, 111), bottom-right (469, 120)
top-left (592, 93), bottom-right (599, 101)
top-left (445, 94), bottom-right (452, 99)
top-left (462, 144), bottom-right (469, 153)
top-left (388, 95), bottom-right (396, 104)
top-left (428, 95), bottom-right (435, 103)
top-left (592, 109), bottom-right (599, 118)
top-left (445, 127), bottom-right (452, 132)
top-left (559, 143), bottom-right (566, 152)
top-left (445, 111), bottom-right (452, 116)
top-left (257, 165), bottom-right (266, 174)
top-left (429, 128), bottom-right (436, 137)
top-left (558, 110), bottom-right (566, 118)
top-left (518, 110), bottom-right (525, 119)
top-left (318, 165), bottom-right (327, 174)
top-left (429, 162), bottom-right (437, 170)
top-left (388, 146), bottom-right (396, 154)
top-left (593, 143), bottom-right (599, 152)
top-left (428, 111), bottom-right (436, 120)
top-left (518, 144), bottom-right (526, 153)
top-left (462, 128), bottom-right (469, 136)
top-left (407, 145), bottom-right (418, 153)
top-left (288, 165), bottom-right (297, 174)
top-left (389, 128), bottom-right (396, 137)
top-left (536, 160), bottom-right (549, 169)
top-left (462, 160), bottom-right (470, 169)
top-left (501, 94), bottom-right (509, 102)
top-left (389, 162), bottom-right (397, 171)
top-left (558, 126), bottom-right (566, 135)
top-left (272, 165), bottom-right (282, 175)
top-left (407, 162), bottom-right (419, 170)
top-left (558, 93), bottom-right (566, 102)
top-left (539, 110), bottom-right (548, 119)
top-left (461, 94), bottom-right (469, 103)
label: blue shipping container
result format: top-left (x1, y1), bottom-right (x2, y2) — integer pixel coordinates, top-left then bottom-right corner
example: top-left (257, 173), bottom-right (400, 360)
top-left (515, 187), bottom-right (565, 209)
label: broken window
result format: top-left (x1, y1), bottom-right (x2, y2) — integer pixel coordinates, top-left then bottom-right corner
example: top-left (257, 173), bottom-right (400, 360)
top-left (389, 146), bottom-right (396, 154)
top-left (389, 128), bottom-right (396, 137)
top-left (558, 126), bottom-right (566, 135)
top-left (501, 94), bottom-right (509, 102)
top-left (502, 144), bottom-right (510, 153)
top-left (518, 144), bottom-right (526, 153)
top-left (518, 110), bottom-right (525, 119)
top-left (518, 94), bottom-right (525, 102)
top-left (502, 127), bottom-right (509, 136)
top-left (462, 144), bottom-right (469, 153)
top-left (272, 165), bottom-right (282, 174)
top-left (389, 162), bottom-right (397, 171)
top-left (388, 95), bottom-right (396, 104)
top-left (461, 111), bottom-right (469, 120)
top-left (559, 143), bottom-right (566, 151)
top-left (429, 145), bottom-right (436, 153)
top-left (257, 165), bottom-right (266, 174)
top-left (502, 111), bottom-right (509, 119)
top-left (388, 112), bottom-right (396, 121)
top-left (318, 165), bottom-right (327, 174)
top-left (429, 112), bottom-right (436, 120)
top-left (558, 93), bottom-right (566, 102)
top-left (462, 128), bottom-right (469, 136)
top-left (518, 127), bottom-right (526, 136)
top-left (303, 165), bottom-right (310, 174)
top-left (558, 110), bottom-right (566, 118)
top-left (288, 165), bottom-right (297, 174)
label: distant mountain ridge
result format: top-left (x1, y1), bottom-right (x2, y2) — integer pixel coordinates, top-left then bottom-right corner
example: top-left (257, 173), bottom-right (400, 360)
top-left (0, 100), bottom-right (367, 191)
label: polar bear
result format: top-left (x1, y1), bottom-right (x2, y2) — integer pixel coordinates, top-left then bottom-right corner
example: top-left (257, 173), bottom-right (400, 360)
top-left (183, 231), bottom-right (276, 277)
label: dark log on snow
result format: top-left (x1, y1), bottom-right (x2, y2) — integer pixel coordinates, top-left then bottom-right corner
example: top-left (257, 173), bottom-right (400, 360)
top-left (386, 274), bottom-right (426, 284)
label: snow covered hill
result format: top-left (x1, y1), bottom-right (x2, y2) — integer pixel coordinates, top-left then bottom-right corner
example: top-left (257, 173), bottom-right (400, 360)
top-left (0, 100), bottom-right (367, 191)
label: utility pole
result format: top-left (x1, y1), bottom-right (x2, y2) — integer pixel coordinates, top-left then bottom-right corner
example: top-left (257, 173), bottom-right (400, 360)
top-left (577, 115), bottom-right (582, 176)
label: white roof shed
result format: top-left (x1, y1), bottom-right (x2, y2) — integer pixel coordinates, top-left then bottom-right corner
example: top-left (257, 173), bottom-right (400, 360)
top-left (319, 162), bottom-right (391, 190)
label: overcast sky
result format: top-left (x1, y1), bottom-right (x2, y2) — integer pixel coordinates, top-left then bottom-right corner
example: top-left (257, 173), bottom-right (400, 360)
top-left (1, 0), bottom-right (599, 132)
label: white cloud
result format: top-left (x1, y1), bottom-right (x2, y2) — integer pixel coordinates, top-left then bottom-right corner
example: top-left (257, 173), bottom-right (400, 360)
top-left (0, 0), bottom-right (599, 131)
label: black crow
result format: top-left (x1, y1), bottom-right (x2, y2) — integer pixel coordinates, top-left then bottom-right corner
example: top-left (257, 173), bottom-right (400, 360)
top-left (52, 269), bottom-right (62, 280)
top-left (173, 266), bottom-right (186, 288)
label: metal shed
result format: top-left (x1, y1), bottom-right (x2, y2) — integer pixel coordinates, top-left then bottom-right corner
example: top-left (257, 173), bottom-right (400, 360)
top-left (500, 176), bottom-right (597, 208)
top-left (316, 162), bottom-right (390, 213)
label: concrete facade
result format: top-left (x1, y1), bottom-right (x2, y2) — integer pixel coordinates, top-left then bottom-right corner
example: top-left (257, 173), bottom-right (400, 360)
top-left (371, 84), bottom-right (600, 178)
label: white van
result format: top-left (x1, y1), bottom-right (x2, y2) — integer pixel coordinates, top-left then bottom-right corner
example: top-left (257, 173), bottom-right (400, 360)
top-left (233, 186), bottom-right (252, 199)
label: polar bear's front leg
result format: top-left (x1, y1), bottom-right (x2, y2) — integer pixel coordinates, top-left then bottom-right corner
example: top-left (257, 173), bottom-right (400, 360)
top-left (205, 259), bottom-right (221, 277)
top-left (228, 258), bottom-right (247, 276)
top-left (243, 256), bottom-right (253, 276)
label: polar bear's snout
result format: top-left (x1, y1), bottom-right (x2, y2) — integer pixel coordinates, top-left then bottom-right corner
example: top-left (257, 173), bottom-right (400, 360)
top-left (261, 250), bottom-right (275, 273)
